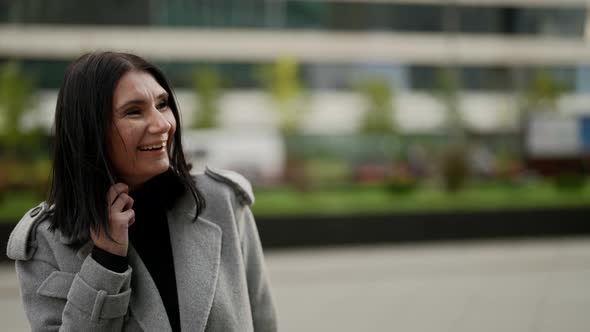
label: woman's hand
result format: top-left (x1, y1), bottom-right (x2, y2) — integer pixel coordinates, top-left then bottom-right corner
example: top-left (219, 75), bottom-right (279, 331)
top-left (91, 183), bottom-right (135, 257)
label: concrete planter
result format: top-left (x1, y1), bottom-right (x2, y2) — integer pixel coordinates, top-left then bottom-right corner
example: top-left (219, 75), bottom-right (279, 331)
top-left (2, 206), bottom-right (589, 261)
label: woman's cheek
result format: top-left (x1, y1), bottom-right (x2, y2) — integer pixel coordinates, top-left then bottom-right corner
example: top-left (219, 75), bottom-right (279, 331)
top-left (167, 113), bottom-right (177, 136)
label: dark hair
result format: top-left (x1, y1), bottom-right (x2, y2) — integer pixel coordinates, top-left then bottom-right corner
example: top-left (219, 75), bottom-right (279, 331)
top-left (48, 51), bottom-right (205, 244)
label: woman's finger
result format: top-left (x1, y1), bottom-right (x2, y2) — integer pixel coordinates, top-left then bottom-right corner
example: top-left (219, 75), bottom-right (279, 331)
top-left (107, 183), bottom-right (129, 206)
top-left (120, 209), bottom-right (135, 225)
top-left (111, 193), bottom-right (134, 213)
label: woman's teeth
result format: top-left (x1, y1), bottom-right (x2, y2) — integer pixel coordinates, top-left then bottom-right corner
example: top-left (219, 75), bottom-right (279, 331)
top-left (138, 142), bottom-right (166, 151)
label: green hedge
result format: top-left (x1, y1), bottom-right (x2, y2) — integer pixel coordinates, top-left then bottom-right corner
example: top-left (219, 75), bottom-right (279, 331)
top-left (2, 181), bottom-right (590, 223)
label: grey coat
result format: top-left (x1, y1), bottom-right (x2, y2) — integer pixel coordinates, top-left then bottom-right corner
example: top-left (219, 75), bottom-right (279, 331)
top-left (6, 167), bottom-right (278, 332)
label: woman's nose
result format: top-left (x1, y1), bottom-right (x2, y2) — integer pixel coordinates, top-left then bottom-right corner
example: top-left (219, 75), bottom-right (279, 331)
top-left (148, 108), bottom-right (171, 134)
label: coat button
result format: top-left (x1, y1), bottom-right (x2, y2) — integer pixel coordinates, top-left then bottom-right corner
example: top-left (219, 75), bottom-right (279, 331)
top-left (30, 206), bottom-right (42, 217)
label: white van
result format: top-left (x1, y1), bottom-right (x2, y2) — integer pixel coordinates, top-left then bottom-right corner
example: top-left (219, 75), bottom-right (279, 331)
top-left (183, 129), bottom-right (285, 186)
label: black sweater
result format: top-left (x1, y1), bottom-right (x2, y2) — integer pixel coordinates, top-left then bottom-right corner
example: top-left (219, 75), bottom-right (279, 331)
top-left (92, 171), bottom-right (185, 332)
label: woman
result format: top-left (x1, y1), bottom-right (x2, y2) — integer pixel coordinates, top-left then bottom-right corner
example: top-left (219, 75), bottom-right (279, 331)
top-left (6, 52), bottom-right (277, 331)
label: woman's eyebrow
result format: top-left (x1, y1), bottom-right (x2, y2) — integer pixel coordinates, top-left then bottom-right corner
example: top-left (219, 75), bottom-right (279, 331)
top-left (116, 92), bottom-right (168, 111)
top-left (158, 92), bottom-right (169, 100)
top-left (116, 98), bottom-right (146, 111)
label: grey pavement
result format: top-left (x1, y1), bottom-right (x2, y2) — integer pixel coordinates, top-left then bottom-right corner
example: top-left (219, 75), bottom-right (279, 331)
top-left (1, 237), bottom-right (590, 331)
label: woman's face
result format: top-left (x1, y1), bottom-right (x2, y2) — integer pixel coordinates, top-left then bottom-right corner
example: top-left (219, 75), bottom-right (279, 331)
top-left (109, 70), bottom-right (176, 189)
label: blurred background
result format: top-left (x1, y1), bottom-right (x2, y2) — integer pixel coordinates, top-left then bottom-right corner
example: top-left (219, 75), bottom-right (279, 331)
top-left (1, 0), bottom-right (590, 331)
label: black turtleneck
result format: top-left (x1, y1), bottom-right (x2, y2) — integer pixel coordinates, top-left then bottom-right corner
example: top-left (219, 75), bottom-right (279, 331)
top-left (92, 170), bottom-right (185, 332)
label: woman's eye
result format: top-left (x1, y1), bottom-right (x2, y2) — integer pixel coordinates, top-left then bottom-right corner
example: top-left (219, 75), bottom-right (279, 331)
top-left (157, 100), bottom-right (168, 110)
top-left (126, 109), bottom-right (140, 116)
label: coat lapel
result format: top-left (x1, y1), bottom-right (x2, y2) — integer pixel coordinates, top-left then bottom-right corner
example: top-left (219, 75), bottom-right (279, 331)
top-left (128, 244), bottom-right (172, 331)
top-left (168, 192), bottom-right (223, 332)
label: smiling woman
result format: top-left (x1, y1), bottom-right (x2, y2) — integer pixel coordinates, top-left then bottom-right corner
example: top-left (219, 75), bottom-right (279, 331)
top-left (5, 51), bottom-right (277, 332)
top-left (110, 71), bottom-right (176, 190)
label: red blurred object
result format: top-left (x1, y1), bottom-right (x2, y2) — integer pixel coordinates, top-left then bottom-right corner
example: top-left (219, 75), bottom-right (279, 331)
top-left (355, 164), bottom-right (390, 184)
top-left (526, 158), bottom-right (584, 177)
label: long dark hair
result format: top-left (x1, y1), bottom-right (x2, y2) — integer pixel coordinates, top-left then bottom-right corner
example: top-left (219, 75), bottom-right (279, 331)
top-left (48, 51), bottom-right (205, 245)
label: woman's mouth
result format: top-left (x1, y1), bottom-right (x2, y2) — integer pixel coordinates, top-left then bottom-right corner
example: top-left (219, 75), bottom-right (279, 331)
top-left (138, 140), bottom-right (167, 151)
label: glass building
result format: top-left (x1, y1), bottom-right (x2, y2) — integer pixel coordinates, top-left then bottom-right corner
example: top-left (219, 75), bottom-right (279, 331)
top-left (1, 0), bottom-right (589, 132)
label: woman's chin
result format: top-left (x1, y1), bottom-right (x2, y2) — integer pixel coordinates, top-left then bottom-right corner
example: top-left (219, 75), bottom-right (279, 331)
top-left (145, 165), bottom-right (171, 180)
top-left (124, 164), bottom-right (170, 188)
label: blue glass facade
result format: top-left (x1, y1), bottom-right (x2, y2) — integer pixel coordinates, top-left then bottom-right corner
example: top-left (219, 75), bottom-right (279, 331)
top-left (0, 0), bottom-right (587, 92)
top-left (1, 1), bottom-right (585, 37)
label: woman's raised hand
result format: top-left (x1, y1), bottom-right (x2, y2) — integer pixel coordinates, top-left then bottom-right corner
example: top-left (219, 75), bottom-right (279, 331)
top-left (90, 183), bottom-right (135, 257)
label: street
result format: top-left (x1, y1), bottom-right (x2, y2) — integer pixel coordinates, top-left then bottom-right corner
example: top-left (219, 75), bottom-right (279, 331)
top-left (1, 237), bottom-right (589, 331)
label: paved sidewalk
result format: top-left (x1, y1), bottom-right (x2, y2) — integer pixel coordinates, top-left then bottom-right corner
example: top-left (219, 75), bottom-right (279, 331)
top-left (267, 237), bottom-right (590, 332)
top-left (1, 237), bottom-right (589, 331)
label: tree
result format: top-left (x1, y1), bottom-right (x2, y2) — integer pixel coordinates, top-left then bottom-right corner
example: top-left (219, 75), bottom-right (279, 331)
top-left (191, 66), bottom-right (222, 129)
top-left (259, 57), bottom-right (307, 135)
top-left (434, 67), bottom-right (469, 192)
top-left (523, 70), bottom-right (564, 114)
top-left (435, 67), bottom-right (464, 142)
top-left (0, 61), bottom-right (34, 157)
top-left (357, 78), bottom-right (395, 134)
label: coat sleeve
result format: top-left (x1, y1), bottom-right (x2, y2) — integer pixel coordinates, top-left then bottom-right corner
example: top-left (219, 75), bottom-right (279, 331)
top-left (236, 206), bottom-right (278, 332)
top-left (14, 228), bottom-right (132, 332)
